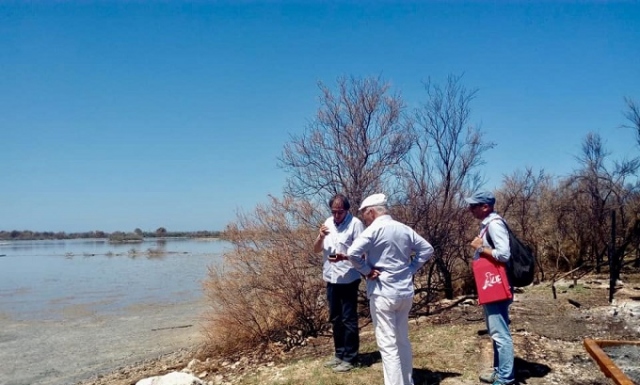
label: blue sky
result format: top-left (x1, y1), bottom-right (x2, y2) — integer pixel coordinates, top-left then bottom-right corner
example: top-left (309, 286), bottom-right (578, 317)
top-left (1, 2), bottom-right (639, 233)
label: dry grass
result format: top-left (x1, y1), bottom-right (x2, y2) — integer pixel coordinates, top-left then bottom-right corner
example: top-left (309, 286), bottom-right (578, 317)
top-left (229, 316), bottom-right (488, 385)
top-left (214, 277), bottom-right (640, 385)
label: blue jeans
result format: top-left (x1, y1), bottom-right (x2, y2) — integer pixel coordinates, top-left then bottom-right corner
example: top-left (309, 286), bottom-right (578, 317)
top-left (327, 279), bottom-right (360, 364)
top-left (483, 298), bottom-right (514, 384)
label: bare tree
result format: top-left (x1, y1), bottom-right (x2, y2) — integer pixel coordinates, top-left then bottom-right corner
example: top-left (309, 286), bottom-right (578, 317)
top-left (497, 167), bottom-right (550, 282)
top-left (623, 97), bottom-right (640, 268)
top-left (203, 196), bottom-right (328, 354)
top-left (279, 76), bottom-right (414, 209)
top-left (499, 168), bottom-right (547, 232)
top-left (564, 132), bottom-right (640, 274)
top-left (397, 74), bottom-right (494, 301)
top-left (623, 97), bottom-right (640, 147)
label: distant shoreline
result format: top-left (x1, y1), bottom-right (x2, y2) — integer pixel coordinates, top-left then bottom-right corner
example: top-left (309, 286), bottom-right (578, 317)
top-left (0, 231), bottom-right (224, 242)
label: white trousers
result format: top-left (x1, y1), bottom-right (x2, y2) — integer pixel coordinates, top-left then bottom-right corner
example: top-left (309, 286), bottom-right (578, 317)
top-left (370, 294), bottom-right (414, 385)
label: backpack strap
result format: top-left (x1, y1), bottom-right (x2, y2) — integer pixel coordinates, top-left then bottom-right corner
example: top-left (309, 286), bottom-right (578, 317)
top-left (483, 218), bottom-right (513, 285)
top-left (479, 217), bottom-right (502, 240)
top-left (483, 218), bottom-right (511, 255)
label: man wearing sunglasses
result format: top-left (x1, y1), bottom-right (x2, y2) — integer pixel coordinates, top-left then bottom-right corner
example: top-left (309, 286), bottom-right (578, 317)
top-left (313, 193), bottom-right (364, 372)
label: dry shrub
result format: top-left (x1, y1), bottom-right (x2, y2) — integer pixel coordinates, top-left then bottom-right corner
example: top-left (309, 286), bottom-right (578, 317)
top-left (203, 196), bottom-right (328, 355)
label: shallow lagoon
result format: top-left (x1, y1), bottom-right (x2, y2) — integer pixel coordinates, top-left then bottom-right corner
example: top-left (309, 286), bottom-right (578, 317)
top-left (0, 238), bottom-right (228, 321)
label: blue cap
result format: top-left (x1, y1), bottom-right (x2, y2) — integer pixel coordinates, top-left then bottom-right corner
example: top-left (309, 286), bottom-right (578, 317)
top-left (465, 191), bottom-right (496, 206)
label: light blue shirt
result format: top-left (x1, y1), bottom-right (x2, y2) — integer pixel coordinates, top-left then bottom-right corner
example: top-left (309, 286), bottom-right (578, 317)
top-left (346, 215), bottom-right (434, 299)
top-left (479, 212), bottom-right (511, 264)
top-left (321, 213), bottom-right (365, 284)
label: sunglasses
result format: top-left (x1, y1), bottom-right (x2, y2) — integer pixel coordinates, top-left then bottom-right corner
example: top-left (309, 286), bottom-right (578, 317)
top-left (331, 209), bottom-right (346, 215)
top-left (469, 203), bottom-right (484, 209)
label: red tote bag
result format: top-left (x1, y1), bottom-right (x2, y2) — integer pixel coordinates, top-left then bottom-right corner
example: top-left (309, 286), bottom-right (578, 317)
top-left (473, 256), bottom-right (512, 305)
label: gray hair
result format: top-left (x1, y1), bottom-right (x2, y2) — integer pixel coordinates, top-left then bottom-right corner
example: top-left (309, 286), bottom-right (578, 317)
top-left (369, 205), bottom-right (388, 215)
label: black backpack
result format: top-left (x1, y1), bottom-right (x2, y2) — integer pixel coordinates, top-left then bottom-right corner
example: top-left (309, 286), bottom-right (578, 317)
top-left (486, 220), bottom-right (536, 287)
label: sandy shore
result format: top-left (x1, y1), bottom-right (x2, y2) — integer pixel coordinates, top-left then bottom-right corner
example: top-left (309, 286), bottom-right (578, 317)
top-left (0, 299), bottom-right (206, 385)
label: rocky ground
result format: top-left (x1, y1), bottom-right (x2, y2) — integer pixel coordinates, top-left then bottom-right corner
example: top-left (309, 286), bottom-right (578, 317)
top-left (73, 274), bottom-right (640, 385)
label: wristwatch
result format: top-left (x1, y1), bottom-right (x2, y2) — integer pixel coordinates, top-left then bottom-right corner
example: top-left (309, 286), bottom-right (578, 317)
top-left (476, 246), bottom-right (484, 255)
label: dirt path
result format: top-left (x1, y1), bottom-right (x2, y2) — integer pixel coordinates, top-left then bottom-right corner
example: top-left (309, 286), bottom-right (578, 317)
top-left (0, 300), bottom-right (206, 385)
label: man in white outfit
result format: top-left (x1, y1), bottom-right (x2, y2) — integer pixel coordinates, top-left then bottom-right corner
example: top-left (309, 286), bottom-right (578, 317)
top-left (342, 193), bottom-right (435, 385)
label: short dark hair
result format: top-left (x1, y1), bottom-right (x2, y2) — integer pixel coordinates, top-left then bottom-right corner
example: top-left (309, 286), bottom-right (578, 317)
top-left (329, 194), bottom-right (351, 211)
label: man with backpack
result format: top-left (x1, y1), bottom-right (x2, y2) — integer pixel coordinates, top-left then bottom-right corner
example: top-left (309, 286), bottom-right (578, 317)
top-left (466, 191), bottom-right (515, 385)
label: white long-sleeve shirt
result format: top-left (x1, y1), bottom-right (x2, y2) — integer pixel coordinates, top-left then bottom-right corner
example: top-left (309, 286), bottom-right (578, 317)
top-left (479, 212), bottom-right (511, 264)
top-left (346, 215), bottom-right (434, 299)
top-left (321, 213), bottom-right (364, 284)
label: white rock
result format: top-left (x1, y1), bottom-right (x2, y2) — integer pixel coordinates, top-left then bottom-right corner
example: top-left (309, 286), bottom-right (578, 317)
top-left (135, 371), bottom-right (204, 385)
top-left (187, 358), bottom-right (200, 370)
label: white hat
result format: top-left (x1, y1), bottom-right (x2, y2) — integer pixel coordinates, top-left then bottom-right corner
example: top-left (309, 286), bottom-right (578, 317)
top-left (359, 193), bottom-right (387, 210)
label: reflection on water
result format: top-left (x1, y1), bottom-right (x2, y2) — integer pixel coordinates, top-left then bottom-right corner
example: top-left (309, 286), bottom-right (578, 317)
top-left (0, 238), bottom-right (229, 321)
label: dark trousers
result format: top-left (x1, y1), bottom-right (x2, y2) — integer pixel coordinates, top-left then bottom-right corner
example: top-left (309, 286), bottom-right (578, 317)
top-left (327, 279), bottom-right (360, 364)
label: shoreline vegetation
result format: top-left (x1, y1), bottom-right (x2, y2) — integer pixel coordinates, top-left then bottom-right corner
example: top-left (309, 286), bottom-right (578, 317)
top-left (0, 229), bottom-right (223, 242)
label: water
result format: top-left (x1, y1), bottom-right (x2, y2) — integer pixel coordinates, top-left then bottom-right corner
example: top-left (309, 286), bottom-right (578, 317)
top-left (602, 345), bottom-right (640, 384)
top-left (0, 238), bottom-right (229, 321)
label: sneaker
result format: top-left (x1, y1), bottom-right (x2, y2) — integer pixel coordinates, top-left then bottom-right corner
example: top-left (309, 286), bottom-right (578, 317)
top-left (323, 357), bottom-right (342, 368)
top-left (332, 361), bottom-right (355, 372)
top-left (491, 381), bottom-right (514, 385)
top-left (479, 371), bottom-right (497, 383)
